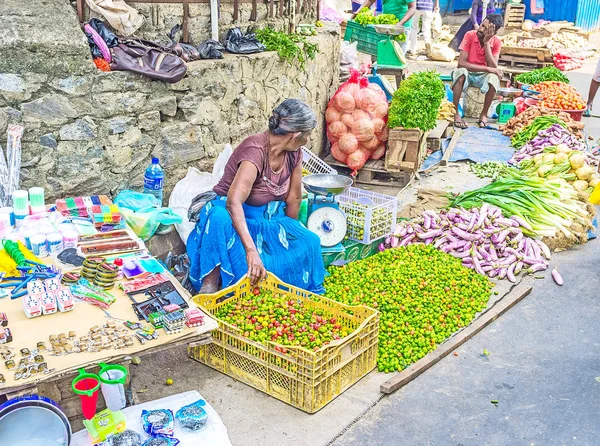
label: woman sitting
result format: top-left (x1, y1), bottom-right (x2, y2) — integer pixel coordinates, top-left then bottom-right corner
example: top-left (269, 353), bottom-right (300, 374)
top-left (187, 99), bottom-right (325, 294)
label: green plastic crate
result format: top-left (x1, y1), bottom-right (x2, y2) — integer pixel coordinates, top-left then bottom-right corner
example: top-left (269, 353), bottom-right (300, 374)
top-left (343, 21), bottom-right (391, 56)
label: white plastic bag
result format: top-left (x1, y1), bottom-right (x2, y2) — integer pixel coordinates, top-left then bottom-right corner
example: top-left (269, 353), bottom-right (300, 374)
top-left (340, 41), bottom-right (359, 81)
top-left (432, 11), bottom-right (443, 34)
top-left (169, 144), bottom-right (233, 243)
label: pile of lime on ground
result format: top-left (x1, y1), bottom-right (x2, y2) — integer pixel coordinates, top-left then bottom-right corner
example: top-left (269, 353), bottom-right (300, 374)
top-left (324, 245), bottom-right (492, 373)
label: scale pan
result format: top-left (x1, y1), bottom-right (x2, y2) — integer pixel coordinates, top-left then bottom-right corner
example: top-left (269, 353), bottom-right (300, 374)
top-left (302, 174), bottom-right (353, 196)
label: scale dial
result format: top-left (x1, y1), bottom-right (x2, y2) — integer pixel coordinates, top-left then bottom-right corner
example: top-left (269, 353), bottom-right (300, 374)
top-left (307, 207), bottom-right (347, 247)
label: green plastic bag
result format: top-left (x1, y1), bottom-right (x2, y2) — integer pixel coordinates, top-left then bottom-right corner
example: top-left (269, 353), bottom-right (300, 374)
top-left (114, 190), bottom-right (182, 241)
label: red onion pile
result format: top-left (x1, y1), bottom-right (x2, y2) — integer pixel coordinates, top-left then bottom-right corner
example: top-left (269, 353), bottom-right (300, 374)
top-left (381, 204), bottom-right (551, 282)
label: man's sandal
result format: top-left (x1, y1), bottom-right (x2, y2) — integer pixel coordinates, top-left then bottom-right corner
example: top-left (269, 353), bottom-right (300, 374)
top-left (454, 118), bottom-right (468, 129)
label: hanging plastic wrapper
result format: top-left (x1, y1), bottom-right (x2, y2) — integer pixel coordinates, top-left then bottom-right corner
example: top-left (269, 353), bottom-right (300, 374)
top-left (0, 125), bottom-right (24, 207)
top-left (141, 437), bottom-right (180, 446)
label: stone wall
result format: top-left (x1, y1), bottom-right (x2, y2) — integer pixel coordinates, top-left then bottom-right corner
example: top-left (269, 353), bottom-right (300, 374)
top-left (0, 0), bottom-right (340, 201)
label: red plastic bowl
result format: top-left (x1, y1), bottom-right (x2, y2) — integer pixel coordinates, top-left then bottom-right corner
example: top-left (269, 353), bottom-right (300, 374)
top-left (548, 108), bottom-right (584, 122)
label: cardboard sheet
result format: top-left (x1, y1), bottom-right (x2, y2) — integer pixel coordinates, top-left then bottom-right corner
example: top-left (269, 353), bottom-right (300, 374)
top-left (0, 263), bottom-right (218, 391)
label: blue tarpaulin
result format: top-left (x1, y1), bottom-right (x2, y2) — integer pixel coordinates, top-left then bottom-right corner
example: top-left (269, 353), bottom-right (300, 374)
top-left (421, 127), bottom-right (514, 171)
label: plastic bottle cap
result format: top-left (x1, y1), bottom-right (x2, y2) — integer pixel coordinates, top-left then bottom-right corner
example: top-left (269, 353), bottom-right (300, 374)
top-left (114, 258), bottom-right (123, 266)
top-left (152, 157), bottom-right (159, 164)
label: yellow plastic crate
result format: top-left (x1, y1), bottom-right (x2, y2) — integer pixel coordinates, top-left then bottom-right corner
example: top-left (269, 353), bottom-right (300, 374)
top-left (189, 274), bottom-right (379, 413)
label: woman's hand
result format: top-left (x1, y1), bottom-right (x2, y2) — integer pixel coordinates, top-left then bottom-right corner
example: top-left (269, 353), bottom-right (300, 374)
top-left (246, 248), bottom-right (267, 285)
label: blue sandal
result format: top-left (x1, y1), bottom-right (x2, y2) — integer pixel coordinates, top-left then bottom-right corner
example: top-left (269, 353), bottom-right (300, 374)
top-left (584, 109), bottom-right (591, 117)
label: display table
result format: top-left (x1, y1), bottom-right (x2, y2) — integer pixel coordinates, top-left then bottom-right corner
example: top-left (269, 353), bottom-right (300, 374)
top-left (71, 391), bottom-right (232, 446)
top-left (0, 231), bottom-right (218, 393)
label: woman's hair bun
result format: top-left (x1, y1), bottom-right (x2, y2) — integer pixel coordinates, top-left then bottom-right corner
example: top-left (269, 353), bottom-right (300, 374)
top-left (268, 113), bottom-right (281, 131)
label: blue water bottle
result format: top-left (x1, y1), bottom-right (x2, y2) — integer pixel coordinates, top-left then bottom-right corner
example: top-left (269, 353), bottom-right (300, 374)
top-left (143, 157), bottom-right (165, 204)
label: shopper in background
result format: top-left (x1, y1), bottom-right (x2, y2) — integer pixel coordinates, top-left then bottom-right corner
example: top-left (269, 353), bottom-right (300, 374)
top-left (449, 0), bottom-right (496, 52)
top-left (407, 0), bottom-right (439, 57)
top-left (584, 59), bottom-right (600, 117)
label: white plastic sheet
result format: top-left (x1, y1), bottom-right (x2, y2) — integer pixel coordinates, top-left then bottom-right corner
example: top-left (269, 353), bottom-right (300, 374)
top-left (71, 390), bottom-right (232, 446)
top-left (169, 144), bottom-right (232, 244)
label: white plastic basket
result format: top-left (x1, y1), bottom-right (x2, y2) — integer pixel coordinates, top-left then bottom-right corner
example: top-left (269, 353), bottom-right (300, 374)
top-left (338, 187), bottom-right (398, 244)
top-left (302, 147), bottom-right (337, 175)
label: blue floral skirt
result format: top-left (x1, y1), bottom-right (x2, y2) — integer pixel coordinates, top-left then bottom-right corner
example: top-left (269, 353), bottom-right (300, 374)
top-left (187, 197), bottom-right (325, 293)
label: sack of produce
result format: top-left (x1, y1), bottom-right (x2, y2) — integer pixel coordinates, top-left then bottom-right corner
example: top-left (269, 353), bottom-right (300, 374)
top-left (326, 69), bottom-right (389, 172)
top-left (429, 43), bottom-right (455, 62)
top-left (553, 51), bottom-right (585, 72)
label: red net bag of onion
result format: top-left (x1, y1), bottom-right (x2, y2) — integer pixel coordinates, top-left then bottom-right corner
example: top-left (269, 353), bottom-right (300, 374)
top-left (325, 69), bottom-right (389, 173)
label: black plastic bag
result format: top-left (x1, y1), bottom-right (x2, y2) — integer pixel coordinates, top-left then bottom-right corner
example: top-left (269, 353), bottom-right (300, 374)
top-left (89, 18), bottom-right (118, 48)
top-left (225, 28), bottom-right (265, 54)
top-left (198, 39), bottom-right (225, 59)
top-left (85, 18), bottom-right (118, 60)
top-left (168, 42), bottom-right (201, 62)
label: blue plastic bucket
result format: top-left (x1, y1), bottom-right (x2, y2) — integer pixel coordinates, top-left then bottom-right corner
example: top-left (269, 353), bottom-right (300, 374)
top-left (0, 395), bottom-right (71, 446)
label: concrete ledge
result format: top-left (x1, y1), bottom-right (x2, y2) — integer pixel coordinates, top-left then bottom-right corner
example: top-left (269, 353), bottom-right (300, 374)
top-left (0, 0), bottom-right (94, 75)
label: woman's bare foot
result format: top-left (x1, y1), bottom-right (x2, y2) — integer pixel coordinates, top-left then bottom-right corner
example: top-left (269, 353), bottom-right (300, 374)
top-left (198, 266), bottom-right (220, 294)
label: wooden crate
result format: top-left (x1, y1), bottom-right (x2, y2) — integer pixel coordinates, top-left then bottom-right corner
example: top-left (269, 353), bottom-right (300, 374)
top-left (504, 4), bottom-right (525, 28)
top-left (500, 45), bottom-right (553, 62)
top-left (324, 155), bottom-right (413, 187)
top-left (426, 120), bottom-right (453, 152)
top-left (499, 53), bottom-right (553, 70)
top-left (385, 128), bottom-right (428, 173)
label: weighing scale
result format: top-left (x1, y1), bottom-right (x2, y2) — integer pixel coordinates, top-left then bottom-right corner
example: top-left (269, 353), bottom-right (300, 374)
top-left (302, 174), bottom-right (353, 251)
top-left (371, 24), bottom-right (407, 69)
top-left (496, 87), bottom-right (541, 124)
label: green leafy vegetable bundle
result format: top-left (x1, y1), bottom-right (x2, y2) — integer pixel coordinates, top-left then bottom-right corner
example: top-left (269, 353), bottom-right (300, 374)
top-left (255, 27), bottom-right (319, 70)
top-left (514, 66), bottom-right (570, 85)
top-left (355, 8), bottom-right (399, 26)
top-left (387, 71), bottom-right (445, 131)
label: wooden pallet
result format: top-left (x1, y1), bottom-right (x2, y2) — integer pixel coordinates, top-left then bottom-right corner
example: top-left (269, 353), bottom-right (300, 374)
top-left (426, 120), bottom-right (453, 152)
top-left (500, 44), bottom-right (553, 62)
top-left (499, 54), bottom-right (553, 70)
top-left (504, 3), bottom-right (525, 29)
top-left (325, 155), bottom-right (414, 187)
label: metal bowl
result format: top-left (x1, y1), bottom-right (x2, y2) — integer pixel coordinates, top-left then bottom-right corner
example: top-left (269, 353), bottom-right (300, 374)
top-left (498, 88), bottom-right (524, 98)
top-left (302, 174), bottom-right (353, 196)
top-left (370, 24), bottom-right (406, 35)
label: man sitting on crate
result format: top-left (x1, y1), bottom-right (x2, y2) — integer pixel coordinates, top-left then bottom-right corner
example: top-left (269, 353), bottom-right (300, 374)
top-left (452, 14), bottom-right (504, 129)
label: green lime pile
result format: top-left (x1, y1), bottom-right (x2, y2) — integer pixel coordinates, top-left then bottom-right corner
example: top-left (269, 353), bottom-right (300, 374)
top-left (324, 244), bottom-right (492, 372)
top-left (469, 161), bottom-right (506, 179)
